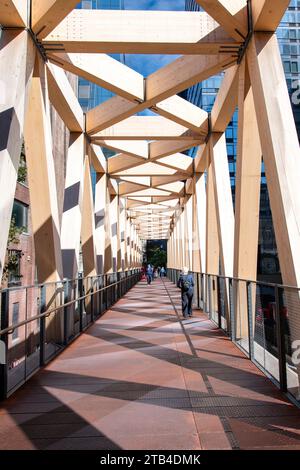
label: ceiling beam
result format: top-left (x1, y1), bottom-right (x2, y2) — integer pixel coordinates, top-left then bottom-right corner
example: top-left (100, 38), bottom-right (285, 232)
top-left (195, 1), bottom-right (248, 41)
top-left (89, 145), bottom-right (107, 174)
top-left (154, 95), bottom-right (209, 135)
top-left (252, 0), bottom-right (291, 31)
top-left (85, 54), bottom-right (233, 134)
top-left (211, 64), bottom-right (239, 132)
top-left (150, 140), bottom-right (202, 159)
top-left (48, 52), bottom-right (144, 102)
top-left (31, 0), bottom-right (79, 38)
top-left (90, 116), bottom-right (201, 141)
top-left (100, 140), bottom-right (149, 159)
top-left (0, 0), bottom-right (27, 27)
top-left (146, 54), bottom-right (236, 104)
top-left (46, 62), bottom-right (84, 132)
top-left (42, 9), bottom-right (240, 54)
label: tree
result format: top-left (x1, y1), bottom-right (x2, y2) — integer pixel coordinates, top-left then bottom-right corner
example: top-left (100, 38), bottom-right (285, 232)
top-left (2, 217), bottom-right (24, 282)
top-left (147, 247), bottom-right (167, 268)
top-left (17, 142), bottom-right (27, 184)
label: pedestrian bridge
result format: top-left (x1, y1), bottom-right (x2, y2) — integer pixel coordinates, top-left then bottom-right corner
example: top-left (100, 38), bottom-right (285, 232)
top-left (1, 278), bottom-right (300, 450)
top-left (1, 0), bottom-right (300, 452)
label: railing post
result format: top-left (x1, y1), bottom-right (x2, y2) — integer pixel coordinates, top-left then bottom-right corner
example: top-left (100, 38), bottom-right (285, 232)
top-left (78, 273), bottom-right (84, 332)
top-left (229, 278), bottom-right (236, 342)
top-left (208, 275), bottom-right (212, 319)
top-left (247, 281), bottom-right (254, 360)
top-left (105, 274), bottom-right (108, 310)
top-left (0, 290), bottom-right (9, 401)
top-left (39, 284), bottom-right (46, 366)
top-left (63, 280), bottom-right (69, 345)
top-left (97, 276), bottom-right (100, 317)
top-left (217, 276), bottom-right (222, 329)
top-left (90, 277), bottom-right (94, 323)
top-left (119, 272), bottom-right (121, 298)
top-left (196, 273), bottom-right (200, 309)
top-left (275, 286), bottom-right (287, 392)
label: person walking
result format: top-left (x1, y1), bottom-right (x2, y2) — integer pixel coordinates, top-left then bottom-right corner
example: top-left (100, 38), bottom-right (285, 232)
top-left (146, 264), bottom-right (153, 285)
top-left (151, 264), bottom-right (155, 281)
top-left (177, 267), bottom-right (194, 318)
top-left (160, 266), bottom-right (165, 278)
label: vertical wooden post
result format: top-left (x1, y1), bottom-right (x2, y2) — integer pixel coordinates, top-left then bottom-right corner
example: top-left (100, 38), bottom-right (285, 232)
top-left (24, 54), bottom-right (63, 283)
top-left (205, 163), bottom-right (219, 276)
top-left (81, 145), bottom-right (97, 277)
top-left (234, 59), bottom-right (261, 341)
top-left (192, 178), bottom-right (201, 274)
top-left (95, 172), bottom-right (107, 274)
top-left (248, 33), bottom-right (300, 384)
top-left (61, 132), bottom-right (85, 279)
top-left (210, 133), bottom-right (234, 278)
top-left (110, 193), bottom-right (119, 273)
top-left (186, 194), bottom-right (194, 271)
top-left (119, 197), bottom-right (126, 271)
top-left (248, 32), bottom-right (300, 288)
top-left (0, 31), bottom-right (35, 280)
top-left (195, 173), bottom-right (207, 273)
top-left (209, 133), bottom-right (234, 327)
top-left (104, 183), bottom-right (113, 274)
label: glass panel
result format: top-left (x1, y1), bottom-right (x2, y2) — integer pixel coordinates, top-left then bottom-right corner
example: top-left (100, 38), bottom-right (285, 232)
top-left (7, 287), bottom-right (26, 393)
top-left (281, 287), bottom-right (300, 402)
top-left (234, 280), bottom-right (249, 354)
top-left (44, 283), bottom-right (64, 362)
top-left (25, 286), bottom-right (40, 379)
top-left (253, 284), bottom-right (279, 382)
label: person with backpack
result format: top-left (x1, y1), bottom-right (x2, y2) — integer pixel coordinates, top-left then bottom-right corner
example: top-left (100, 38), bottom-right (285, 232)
top-left (177, 267), bottom-right (194, 318)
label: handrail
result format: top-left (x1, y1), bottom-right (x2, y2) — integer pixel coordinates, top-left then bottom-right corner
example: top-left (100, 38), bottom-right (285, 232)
top-left (167, 267), bottom-right (300, 406)
top-left (0, 271), bottom-right (140, 336)
top-left (0, 271), bottom-right (122, 293)
top-left (0, 268), bottom-right (142, 400)
top-left (170, 269), bottom-right (300, 291)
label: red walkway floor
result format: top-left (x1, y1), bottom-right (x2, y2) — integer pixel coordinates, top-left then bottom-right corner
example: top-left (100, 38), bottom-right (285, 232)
top-left (1, 278), bottom-right (300, 450)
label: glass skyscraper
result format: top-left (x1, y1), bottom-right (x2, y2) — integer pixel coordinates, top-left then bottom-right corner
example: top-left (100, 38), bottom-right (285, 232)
top-left (184, 0), bottom-right (300, 281)
top-left (77, 0), bottom-right (125, 190)
top-left (77, 1), bottom-right (125, 112)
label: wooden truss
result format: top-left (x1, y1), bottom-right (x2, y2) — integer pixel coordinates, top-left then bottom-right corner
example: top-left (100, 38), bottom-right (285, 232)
top-left (0, 0), bottom-right (299, 318)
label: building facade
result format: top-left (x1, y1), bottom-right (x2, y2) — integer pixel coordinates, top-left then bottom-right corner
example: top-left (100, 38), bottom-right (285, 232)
top-left (77, 0), bottom-right (125, 191)
top-left (77, 0), bottom-right (125, 112)
top-left (184, 0), bottom-right (300, 282)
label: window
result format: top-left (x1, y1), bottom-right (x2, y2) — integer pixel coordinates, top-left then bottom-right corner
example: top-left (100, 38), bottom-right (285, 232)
top-left (282, 44), bottom-right (290, 55)
top-left (12, 200), bottom-right (28, 233)
top-left (290, 44), bottom-right (298, 55)
top-left (291, 61), bottom-right (299, 73)
top-left (81, 0), bottom-right (92, 8)
top-left (78, 85), bottom-right (90, 99)
top-left (284, 61), bottom-right (291, 73)
top-left (12, 303), bottom-right (20, 341)
top-left (8, 250), bottom-right (22, 287)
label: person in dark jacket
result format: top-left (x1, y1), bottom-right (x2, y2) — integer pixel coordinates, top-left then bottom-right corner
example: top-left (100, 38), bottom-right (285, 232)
top-left (146, 265), bottom-right (153, 285)
top-left (177, 267), bottom-right (194, 318)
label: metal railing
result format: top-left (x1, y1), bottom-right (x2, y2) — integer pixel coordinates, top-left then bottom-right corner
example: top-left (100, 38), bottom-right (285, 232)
top-left (168, 268), bottom-right (300, 406)
top-left (0, 269), bottom-right (141, 399)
